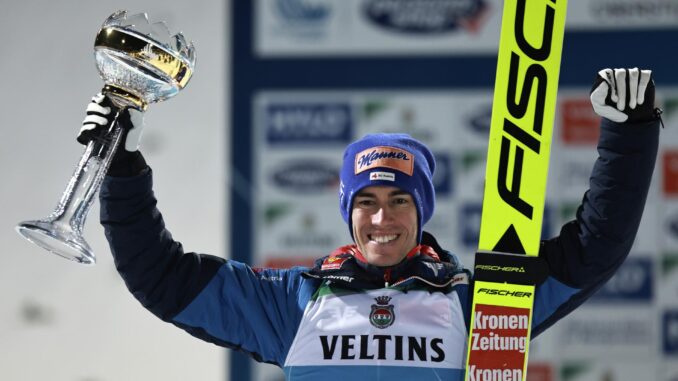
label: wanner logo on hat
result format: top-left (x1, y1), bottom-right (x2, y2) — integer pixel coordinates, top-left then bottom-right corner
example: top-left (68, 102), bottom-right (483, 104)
top-left (355, 146), bottom-right (414, 176)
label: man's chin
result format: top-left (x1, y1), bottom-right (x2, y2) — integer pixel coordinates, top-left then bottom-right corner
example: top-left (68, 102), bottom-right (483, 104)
top-left (365, 251), bottom-right (402, 267)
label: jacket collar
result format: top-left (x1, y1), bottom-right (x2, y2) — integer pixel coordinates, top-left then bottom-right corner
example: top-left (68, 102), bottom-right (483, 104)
top-left (304, 243), bottom-right (467, 290)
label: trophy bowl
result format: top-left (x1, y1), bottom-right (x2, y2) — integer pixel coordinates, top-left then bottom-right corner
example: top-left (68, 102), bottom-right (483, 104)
top-left (16, 10), bottom-right (196, 264)
top-left (94, 10), bottom-right (196, 108)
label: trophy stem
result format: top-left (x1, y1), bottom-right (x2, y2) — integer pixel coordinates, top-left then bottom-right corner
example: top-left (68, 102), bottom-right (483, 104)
top-left (16, 109), bottom-right (125, 265)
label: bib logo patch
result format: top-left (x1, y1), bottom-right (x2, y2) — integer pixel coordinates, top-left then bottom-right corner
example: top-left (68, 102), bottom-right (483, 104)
top-left (370, 296), bottom-right (395, 329)
top-left (355, 146), bottom-right (414, 176)
top-left (321, 255), bottom-right (350, 271)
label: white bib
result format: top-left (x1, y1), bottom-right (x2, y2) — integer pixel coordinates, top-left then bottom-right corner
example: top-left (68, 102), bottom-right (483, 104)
top-left (284, 286), bottom-right (468, 373)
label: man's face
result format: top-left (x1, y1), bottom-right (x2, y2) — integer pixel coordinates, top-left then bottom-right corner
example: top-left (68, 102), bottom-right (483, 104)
top-left (351, 185), bottom-right (418, 267)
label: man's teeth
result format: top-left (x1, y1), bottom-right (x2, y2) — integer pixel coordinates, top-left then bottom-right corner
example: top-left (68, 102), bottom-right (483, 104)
top-left (370, 234), bottom-right (398, 243)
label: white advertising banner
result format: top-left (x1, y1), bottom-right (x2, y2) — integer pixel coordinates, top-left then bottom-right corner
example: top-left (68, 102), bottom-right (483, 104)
top-left (566, 0), bottom-right (678, 30)
top-left (255, 0), bottom-right (502, 57)
top-left (559, 359), bottom-right (660, 381)
top-left (555, 305), bottom-right (658, 358)
top-left (255, 0), bottom-right (678, 57)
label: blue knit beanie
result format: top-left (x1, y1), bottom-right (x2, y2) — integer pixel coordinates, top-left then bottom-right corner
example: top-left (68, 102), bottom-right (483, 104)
top-left (339, 133), bottom-right (436, 243)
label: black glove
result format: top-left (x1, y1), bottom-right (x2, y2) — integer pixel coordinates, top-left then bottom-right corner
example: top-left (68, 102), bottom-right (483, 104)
top-left (78, 93), bottom-right (147, 176)
top-left (590, 68), bottom-right (657, 123)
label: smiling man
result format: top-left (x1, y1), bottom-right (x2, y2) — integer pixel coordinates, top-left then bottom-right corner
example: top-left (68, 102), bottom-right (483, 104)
top-left (339, 134), bottom-right (436, 270)
top-left (86, 68), bottom-right (661, 380)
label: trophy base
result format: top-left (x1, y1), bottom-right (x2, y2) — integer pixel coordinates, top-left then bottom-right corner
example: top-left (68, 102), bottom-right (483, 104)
top-left (16, 220), bottom-right (95, 265)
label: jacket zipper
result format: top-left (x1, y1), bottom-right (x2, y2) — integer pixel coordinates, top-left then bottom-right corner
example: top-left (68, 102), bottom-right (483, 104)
top-left (302, 271), bottom-right (469, 288)
top-left (384, 268), bottom-right (392, 287)
top-left (391, 274), bottom-right (464, 288)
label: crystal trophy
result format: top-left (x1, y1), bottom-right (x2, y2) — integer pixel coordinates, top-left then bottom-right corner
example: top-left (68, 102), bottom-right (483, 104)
top-left (16, 10), bottom-right (196, 265)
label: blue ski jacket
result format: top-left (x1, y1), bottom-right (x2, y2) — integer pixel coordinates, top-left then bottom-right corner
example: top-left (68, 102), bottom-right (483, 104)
top-left (99, 119), bottom-right (658, 380)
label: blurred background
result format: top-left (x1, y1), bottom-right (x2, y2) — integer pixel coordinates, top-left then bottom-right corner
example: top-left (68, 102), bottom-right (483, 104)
top-left (1, 1), bottom-right (677, 380)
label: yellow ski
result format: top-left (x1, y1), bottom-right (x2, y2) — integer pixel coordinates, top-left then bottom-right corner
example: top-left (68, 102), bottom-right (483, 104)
top-left (465, 1), bottom-right (567, 380)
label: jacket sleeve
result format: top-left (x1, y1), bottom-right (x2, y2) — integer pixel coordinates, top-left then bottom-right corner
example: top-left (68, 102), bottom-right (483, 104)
top-left (99, 169), bottom-right (315, 365)
top-left (531, 117), bottom-right (659, 337)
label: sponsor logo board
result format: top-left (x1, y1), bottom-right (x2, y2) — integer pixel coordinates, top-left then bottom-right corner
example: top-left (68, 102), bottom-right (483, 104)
top-left (559, 97), bottom-right (601, 145)
top-left (560, 360), bottom-right (659, 381)
top-left (432, 152), bottom-right (453, 197)
top-left (255, 0), bottom-right (333, 46)
top-left (271, 161), bottom-right (339, 193)
top-left (363, 0), bottom-right (489, 34)
top-left (272, 0), bottom-right (331, 24)
top-left (526, 363), bottom-right (553, 381)
top-left (659, 252), bottom-right (678, 306)
top-left (590, 258), bottom-right (654, 302)
top-left (466, 105), bottom-right (492, 138)
top-left (567, 0), bottom-right (678, 29)
top-left (266, 103), bottom-right (352, 144)
top-left (458, 150), bottom-right (487, 198)
top-left (661, 202), bottom-right (678, 252)
top-left (558, 307), bottom-right (656, 357)
top-left (256, 0), bottom-right (501, 56)
top-left (664, 310), bottom-right (678, 355)
top-left (664, 150), bottom-right (678, 196)
top-left (256, 203), bottom-right (347, 263)
top-left (460, 203), bottom-right (483, 249)
top-left (547, 149), bottom-right (597, 200)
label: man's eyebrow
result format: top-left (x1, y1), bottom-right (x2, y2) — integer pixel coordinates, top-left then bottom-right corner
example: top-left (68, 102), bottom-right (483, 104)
top-left (389, 190), bottom-right (409, 197)
top-left (355, 191), bottom-right (376, 198)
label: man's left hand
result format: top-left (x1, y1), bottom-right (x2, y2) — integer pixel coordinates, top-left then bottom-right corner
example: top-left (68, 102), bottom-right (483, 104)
top-left (590, 68), bottom-right (655, 123)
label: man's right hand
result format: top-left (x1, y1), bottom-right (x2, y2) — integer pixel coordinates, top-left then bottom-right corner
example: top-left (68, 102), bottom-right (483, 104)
top-left (78, 93), bottom-right (145, 152)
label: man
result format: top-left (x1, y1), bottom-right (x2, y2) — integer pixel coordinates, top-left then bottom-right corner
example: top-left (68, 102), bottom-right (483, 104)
top-left (81, 68), bottom-right (660, 380)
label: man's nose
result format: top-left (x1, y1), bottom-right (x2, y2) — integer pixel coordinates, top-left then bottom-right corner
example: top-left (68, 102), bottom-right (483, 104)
top-left (371, 207), bottom-right (391, 225)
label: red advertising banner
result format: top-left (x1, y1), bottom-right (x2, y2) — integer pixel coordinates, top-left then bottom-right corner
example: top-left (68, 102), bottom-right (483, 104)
top-left (526, 363), bottom-right (553, 381)
top-left (663, 150), bottom-right (678, 196)
top-left (560, 98), bottom-right (600, 145)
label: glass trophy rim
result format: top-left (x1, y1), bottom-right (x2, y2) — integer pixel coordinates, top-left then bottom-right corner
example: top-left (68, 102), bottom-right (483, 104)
top-left (97, 24), bottom-right (195, 71)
